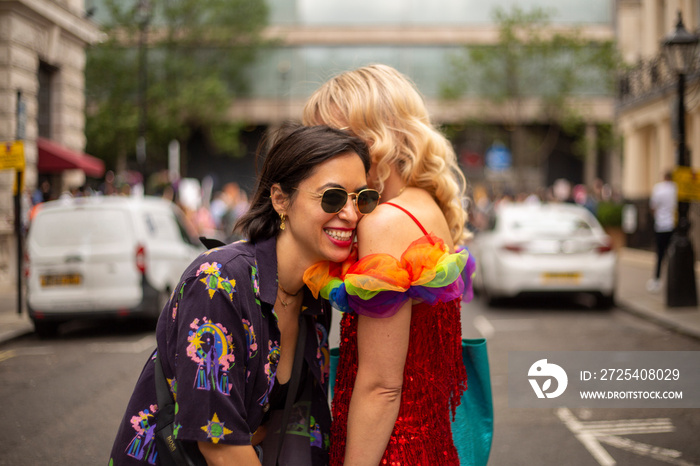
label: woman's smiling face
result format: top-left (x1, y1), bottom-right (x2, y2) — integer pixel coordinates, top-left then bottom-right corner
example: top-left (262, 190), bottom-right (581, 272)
top-left (283, 151), bottom-right (369, 265)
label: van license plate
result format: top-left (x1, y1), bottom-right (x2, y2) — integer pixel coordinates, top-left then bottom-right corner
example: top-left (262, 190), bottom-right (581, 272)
top-left (541, 272), bottom-right (581, 284)
top-left (41, 274), bottom-right (82, 287)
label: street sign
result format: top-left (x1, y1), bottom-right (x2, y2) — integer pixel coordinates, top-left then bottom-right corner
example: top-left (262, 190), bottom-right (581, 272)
top-left (16, 94), bottom-right (26, 140)
top-left (485, 142), bottom-right (512, 171)
top-left (673, 166), bottom-right (700, 202)
top-left (0, 140), bottom-right (25, 171)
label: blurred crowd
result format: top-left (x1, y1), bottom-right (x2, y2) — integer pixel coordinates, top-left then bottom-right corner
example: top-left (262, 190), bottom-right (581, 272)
top-left (24, 169), bottom-right (621, 246)
top-left (468, 177), bottom-right (622, 233)
top-left (22, 170), bottom-right (251, 243)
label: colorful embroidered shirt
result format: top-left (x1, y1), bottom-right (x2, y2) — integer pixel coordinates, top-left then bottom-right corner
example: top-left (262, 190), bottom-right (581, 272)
top-left (109, 237), bottom-right (332, 465)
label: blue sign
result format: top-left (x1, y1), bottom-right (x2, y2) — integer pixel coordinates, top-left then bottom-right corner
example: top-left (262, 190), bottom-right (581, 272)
top-left (485, 143), bottom-right (512, 171)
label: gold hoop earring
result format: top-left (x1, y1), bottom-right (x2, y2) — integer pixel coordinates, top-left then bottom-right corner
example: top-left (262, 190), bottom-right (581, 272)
top-left (280, 213), bottom-right (286, 231)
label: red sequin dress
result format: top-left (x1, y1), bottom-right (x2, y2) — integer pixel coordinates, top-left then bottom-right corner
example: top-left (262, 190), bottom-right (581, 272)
top-left (331, 299), bottom-right (466, 465)
top-left (303, 202), bottom-right (472, 465)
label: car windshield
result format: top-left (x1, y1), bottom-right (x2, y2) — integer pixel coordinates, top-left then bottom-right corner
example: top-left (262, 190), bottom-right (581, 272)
top-left (31, 209), bottom-right (132, 247)
top-left (501, 209), bottom-right (594, 235)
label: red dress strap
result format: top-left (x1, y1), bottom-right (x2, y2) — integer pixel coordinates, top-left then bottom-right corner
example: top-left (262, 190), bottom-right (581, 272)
top-left (384, 202), bottom-right (430, 236)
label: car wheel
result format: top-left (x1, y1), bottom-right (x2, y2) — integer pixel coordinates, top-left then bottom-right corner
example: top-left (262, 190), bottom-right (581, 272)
top-left (484, 291), bottom-right (502, 307)
top-left (595, 292), bottom-right (615, 310)
top-left (477, 265), bottom-right (500, 307)
top-left (481, 282), bottom-right (502, 307)
top-left (155, 288), bottom-right (171, 319)
top-left (33, 320), bottom-right (60, 339)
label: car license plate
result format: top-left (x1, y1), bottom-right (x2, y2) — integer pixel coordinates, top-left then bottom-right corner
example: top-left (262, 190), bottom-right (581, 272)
top-left (41, 274), bottom-right (82, 287)
top-left (541, 272), bottom-right (581, 284)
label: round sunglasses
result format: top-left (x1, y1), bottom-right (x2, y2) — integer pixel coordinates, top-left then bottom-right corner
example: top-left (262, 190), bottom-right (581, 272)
top-left (299, 187), bottom-right (380, 214)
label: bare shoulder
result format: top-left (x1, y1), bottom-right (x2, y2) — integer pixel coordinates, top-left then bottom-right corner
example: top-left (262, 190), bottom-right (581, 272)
top-left (356, 203), bottom-right (417, 258)
top-left (357, 191), bottom-right (454, 257)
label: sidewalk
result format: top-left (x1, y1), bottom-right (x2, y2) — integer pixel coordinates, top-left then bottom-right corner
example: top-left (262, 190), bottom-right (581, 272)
top-left (1, 248), bottom-right (700, 344)
top-left (0, 285), bottom-right (32, 344)
top-left (614, 247), bottom-right (700, 340)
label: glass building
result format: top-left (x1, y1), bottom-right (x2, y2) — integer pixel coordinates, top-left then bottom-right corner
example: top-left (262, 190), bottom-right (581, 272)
top-left (88, 0), bottom-right (617, 193)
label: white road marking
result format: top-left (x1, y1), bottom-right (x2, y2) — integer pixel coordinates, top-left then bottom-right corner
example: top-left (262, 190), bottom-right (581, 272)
top-left (472, 316), bottom-right (537, 338)
top-left (473, 315), bottom-right (495, 338)
top-left (596, 435), bottom-right (696, 465)
top-left (557, 407), bottom-right (616, 466)
top-left (488, 319), bottom-right (537, 331)
top-left (87, 334), bottom-right (157, 354)
top-left (580, 419), bottom-right (675, 435)
top-left (557, 407), bottom-right (697, 466)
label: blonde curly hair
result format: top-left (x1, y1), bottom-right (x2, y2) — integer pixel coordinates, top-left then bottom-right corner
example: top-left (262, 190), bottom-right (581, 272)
top-left (303, 64), bottom-right (468, 244)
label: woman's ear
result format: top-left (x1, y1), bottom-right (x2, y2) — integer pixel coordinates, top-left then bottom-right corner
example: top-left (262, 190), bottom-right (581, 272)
top-left (270, 183), bottom-right (288, 215)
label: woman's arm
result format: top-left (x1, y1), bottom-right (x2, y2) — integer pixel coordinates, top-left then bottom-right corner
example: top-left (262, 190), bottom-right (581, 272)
top-left (343, 206), bottom-right (416, 465)
top-left (198, 442), bottom-right (261, 465)
top-left (170, 260), bottom-right (265, 466)
top-left (344, 299), bottom-right (412, 465)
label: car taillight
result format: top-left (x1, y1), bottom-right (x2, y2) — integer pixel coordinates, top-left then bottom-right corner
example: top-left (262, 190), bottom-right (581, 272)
top-left (503, 243), bottom-right (523, 253)
top-left (135, 244), bottom-right (146, 274)
top-left (597, 239), bottom-right (613, 254)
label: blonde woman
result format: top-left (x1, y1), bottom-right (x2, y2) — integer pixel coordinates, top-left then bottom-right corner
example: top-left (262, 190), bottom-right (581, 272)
top-left (303, 64), bottom-right (475, 465)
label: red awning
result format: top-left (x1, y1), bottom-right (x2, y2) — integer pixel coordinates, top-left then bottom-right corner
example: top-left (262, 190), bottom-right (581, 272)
top-left (37, 138), bottom-right (105, 178)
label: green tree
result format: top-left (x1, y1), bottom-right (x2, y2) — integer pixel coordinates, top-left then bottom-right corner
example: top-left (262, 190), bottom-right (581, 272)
top-left (442, 6), bottom-right (618, 172)
top-left (85, 0), bottom-right (269, 176)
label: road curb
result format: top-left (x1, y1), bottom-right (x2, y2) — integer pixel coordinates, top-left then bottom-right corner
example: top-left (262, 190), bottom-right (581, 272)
top-left (616, 298), bottom-right (700, 342)
top-left (0, 324), bottom-right (34, 345)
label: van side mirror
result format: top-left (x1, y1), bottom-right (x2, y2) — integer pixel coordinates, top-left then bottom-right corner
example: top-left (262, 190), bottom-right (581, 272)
top-left (199, 236), bottom-right (226, 249)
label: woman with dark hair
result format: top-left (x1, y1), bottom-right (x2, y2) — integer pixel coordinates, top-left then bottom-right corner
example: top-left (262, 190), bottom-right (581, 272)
top-left (109, 124), bottom-right (377, 465)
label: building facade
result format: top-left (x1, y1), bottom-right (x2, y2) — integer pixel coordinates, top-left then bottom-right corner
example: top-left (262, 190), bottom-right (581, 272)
top-left (234, 0), bottom-right (617, 194)
top-left (86, 0), bottom-right (617, 195)
top-left (616, 0), bottom-right (700, 247)
top-left (2, 0), bottom-right (620, 289)
top-left (0, 0), bottom-right (102, 288)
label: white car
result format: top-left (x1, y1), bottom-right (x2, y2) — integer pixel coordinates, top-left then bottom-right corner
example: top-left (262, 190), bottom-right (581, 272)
top-left (470, 202), bottom-right (616, 308)
top-left (26, 196), bottom-right (204, 337)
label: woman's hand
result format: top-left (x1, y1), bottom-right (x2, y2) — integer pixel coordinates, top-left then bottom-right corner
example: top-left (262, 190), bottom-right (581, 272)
top-left (251, 424), bottom-right (267, 445)
top-left (198, 441), bottom-right (262, 465)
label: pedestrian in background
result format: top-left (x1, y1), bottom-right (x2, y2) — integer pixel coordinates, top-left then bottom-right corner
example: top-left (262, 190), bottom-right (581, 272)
top-left (647, 171), bottom-right (677, 293)
top-left (303, 64), bottom-right (474, 466)
top-left (109, 125), bottom-right (376, 465)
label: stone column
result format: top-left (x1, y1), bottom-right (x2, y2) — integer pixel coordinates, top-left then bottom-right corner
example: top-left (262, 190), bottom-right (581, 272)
top-left (656, 119), bottom-right (673, 175)
top-left (622, 126), bottom-right (647, 199)
top-left (641, 0), bottom-right (659, 58)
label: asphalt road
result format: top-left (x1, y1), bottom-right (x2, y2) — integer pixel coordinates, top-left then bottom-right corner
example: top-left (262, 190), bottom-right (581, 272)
top-left (0, 294), bottom-right (699, 465)
top-left (0, 319), bottom-right (157, 465)
top-left (463, 293), bottom-right (700, 466)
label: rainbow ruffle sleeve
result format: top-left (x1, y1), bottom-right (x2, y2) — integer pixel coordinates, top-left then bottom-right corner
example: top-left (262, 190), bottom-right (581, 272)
top-left (304, 234), bottom-right (477, 318)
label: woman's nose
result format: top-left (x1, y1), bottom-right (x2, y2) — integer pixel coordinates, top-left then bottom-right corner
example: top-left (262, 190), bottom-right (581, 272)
top-left (338, 195), bottom-right (360, 223)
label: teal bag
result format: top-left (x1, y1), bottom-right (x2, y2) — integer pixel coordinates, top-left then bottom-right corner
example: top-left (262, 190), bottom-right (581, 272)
top-left (452, 338), bottom-right (494, 466)
top-left (329, 347), bottom-right (340, 400)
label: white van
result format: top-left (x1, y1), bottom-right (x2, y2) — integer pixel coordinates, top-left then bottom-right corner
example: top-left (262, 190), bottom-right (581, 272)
top-left (26, 196), bottom-right (205, 337)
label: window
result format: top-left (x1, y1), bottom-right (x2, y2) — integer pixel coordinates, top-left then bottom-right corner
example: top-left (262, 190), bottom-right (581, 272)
top-left (32, 209), bottom-right (132, 247)
top-left (38, 62), bottom-right (58, 139)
